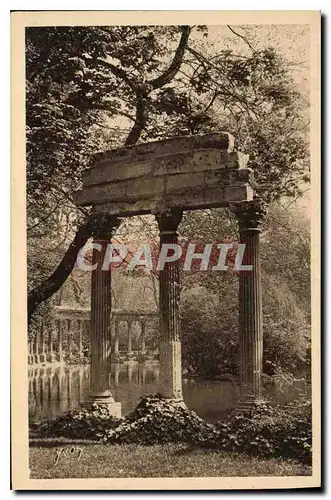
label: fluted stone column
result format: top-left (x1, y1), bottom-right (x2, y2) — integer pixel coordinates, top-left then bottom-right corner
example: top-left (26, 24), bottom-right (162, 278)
top-left (28, 341), bottom-right (33, 364)
top-left (86, 214), bottom-right (121, 416)
top-left (127, 320), bottom-right (133, 359)
top-left (111, 319), bottom-right (120, 362)
top-left (114, 363), bottom-right (120, 385)
top-left (57, 319), bottom-right (63, 362)
top-left (47, 326), bottom-right (56, 363)
top-left (232, 199), bottom-right (267, 408)
top-left (67, 319), bottom-right (73, 360)
top-left (114, 322), bottom-right (119, 354)
top-left (138, 320), bottom-right (146, 363)
top-left (78, 319), bottom-right (84, 359)
top-left (156, 209), bottom-right (183, 401)
top-left (39, 322), bottom-right (46, 363)
top-left (140, 321), bottom-right (146, 353)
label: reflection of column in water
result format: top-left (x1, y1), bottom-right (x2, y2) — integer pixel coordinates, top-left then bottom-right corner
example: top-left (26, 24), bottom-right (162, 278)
top-left (154, 365), bottom-right (160, 383)
top-left (28, 371), bottom-right (35, 411)
top-left (57, 366), bottom-right (65, 413)
top-left (137, 363), bottom-right (147, 386)
top-left (39, 368), bottom-right (46, 417)
top-left (67, 369), bottom-right (72, 407)
top-left (47, 370), bottom-right (53, 403)
top-left (32, 369), bottom-right (39, 412)
top-left (77, 368), bottom-right (84, 404)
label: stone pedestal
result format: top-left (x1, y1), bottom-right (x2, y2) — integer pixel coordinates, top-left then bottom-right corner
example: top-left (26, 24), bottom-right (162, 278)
top-left (156, 209), bottom-right (183, 400)
top-left (85, 214), bottom-right (121, 417)
top-left (232, 199), bottom-right (267, 408)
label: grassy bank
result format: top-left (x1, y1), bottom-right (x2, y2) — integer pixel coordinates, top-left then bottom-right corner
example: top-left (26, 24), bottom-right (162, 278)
top-left (29, 439), bottom-right (311, 479)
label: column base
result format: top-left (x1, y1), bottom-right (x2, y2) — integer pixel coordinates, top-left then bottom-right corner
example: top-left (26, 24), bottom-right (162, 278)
top-left (83, 391), bottom-right (122, 418)
top-left (233, 396), bottom-right (265, 414)
top-left (159, 340), bottom-right (182, 399)
top-left (163, 397), bottom-right (186, 408)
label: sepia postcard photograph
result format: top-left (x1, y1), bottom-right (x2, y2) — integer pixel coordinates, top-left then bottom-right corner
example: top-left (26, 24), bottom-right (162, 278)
top-left (11, 10), bottom-right (321, 490)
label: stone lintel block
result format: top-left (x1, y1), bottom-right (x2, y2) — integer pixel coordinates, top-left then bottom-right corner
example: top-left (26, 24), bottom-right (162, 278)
top-left (89, 131), bottom-right (235, 169)
top-left (91, 184), bottom-right (253, 217)
top-left (75, 163), bottom-right (251, 209)
top-left (82, 149), bottom-right (248, 188)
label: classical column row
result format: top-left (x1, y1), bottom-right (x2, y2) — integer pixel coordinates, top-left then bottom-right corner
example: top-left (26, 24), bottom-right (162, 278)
top-left (112, 318), bottom-right (147, 359)
top-left (28, 318), bottom-right (88, 365)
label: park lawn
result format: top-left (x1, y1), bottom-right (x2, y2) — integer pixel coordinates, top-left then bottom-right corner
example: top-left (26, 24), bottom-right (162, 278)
top-left (29, 439), bottom-right (311, 479)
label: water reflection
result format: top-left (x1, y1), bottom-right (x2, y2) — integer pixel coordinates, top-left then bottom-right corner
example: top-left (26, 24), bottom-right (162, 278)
top-left (28, 362), bottom-right (306, 424)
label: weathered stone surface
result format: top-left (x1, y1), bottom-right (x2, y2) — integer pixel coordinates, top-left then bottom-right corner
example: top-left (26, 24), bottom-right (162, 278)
top-left (82, 149), bottom-right (248, 188)
top-left (232, 200), bottom-right (266, 408)
top-left (74, 132), bottom-right (253, 218)
top-left (157, 210), bottom-right (183, 400)
top-left (91, 184), bottom-right (253, 217)
top-left (90, 131), bottom-right (234, 166)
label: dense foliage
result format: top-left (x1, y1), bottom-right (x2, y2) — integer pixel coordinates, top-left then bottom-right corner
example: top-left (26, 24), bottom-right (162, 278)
top-left (180, 203), bottom-right (310, 378)
top-left (33, 394), bottom-right (312, 464)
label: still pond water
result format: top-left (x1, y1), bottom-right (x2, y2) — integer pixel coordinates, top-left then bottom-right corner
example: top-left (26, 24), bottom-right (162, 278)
top-left (29, 362), bottom-right (306, 424)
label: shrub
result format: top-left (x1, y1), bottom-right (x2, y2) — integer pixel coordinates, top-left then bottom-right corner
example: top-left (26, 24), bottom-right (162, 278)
top-left (103, 393), bottom-right (217, 445)
top-left (32, 404), bottom-right (120, 440)
top-left (212, 398), bottom-right (312, 464)
top-left (32, 395), bottom-right (312, 464)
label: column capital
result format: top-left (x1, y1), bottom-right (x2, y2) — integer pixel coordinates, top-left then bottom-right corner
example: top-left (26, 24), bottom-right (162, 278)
top-left (231, 198), bottom-right (267, 232)
top-left (155, 209), bottom-right (183, 234)
top-left (87, 213), bottom-right (121, 239)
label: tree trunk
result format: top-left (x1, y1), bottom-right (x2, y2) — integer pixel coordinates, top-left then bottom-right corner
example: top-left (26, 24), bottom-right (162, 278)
top-left (28, 221), bottom-right (92, 322)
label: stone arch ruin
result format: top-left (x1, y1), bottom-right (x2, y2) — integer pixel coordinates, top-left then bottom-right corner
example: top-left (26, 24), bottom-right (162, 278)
top-left (73, 131), bottom-right (266, 416)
